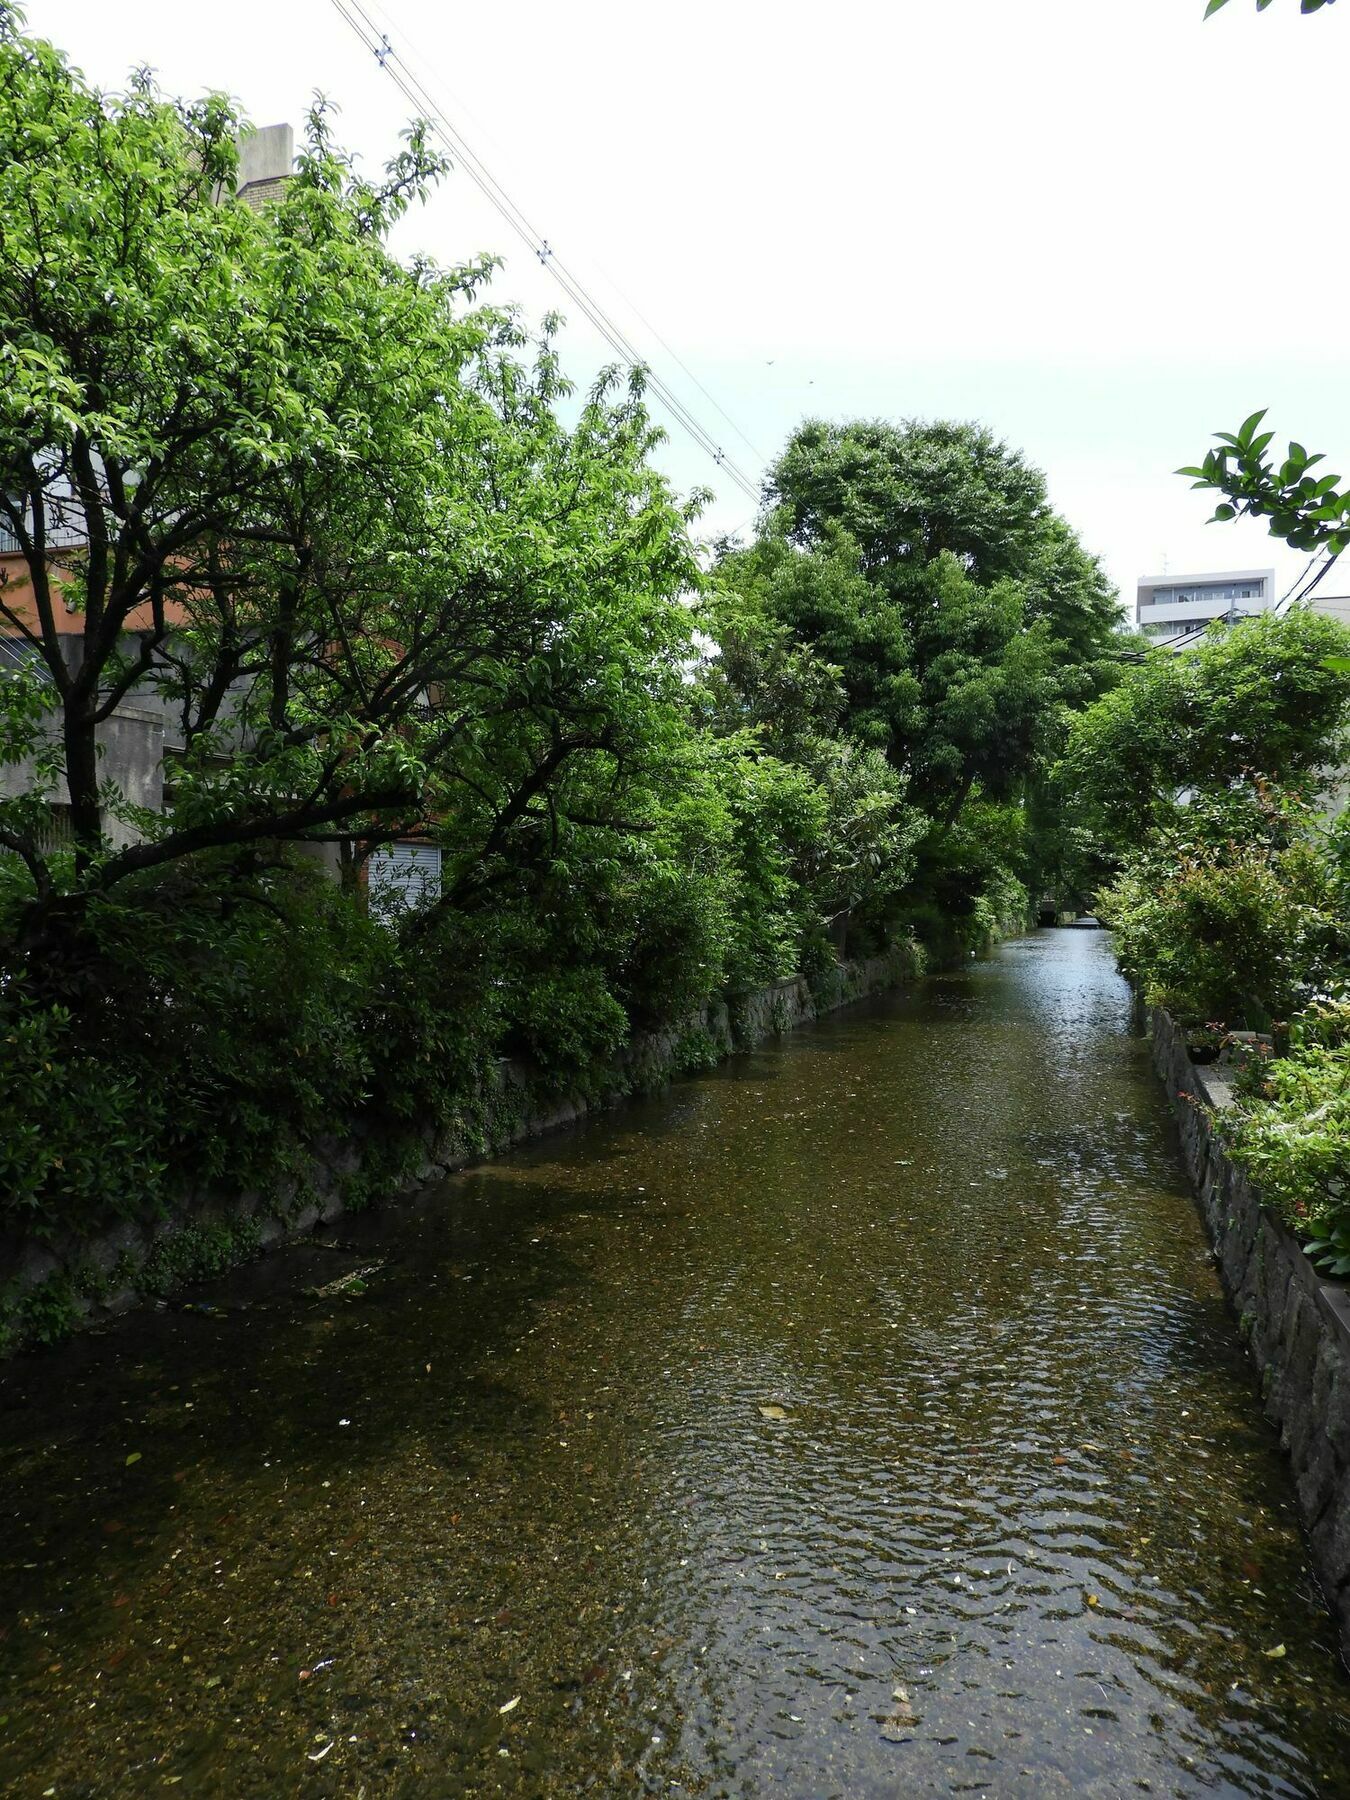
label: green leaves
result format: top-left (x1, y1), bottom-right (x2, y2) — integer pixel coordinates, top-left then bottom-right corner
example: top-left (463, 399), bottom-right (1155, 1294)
top-left (1304, 1224), bottom-right (1350, 1278)
top-left (1205, 0), bottom-right (1337, 14)
top-left (1180, 412), bottom-right (1350, 551)
top-left (1060, 610), bottom-right (1350, 858)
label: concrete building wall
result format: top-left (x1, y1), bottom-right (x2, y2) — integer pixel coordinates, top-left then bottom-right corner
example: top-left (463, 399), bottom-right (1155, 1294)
top-left (236, 123), bottom-right (294, 212)
top-left (0, 703), bottom-right (164, 848)
top-left (1135, 568), bottom-right (1275, 647)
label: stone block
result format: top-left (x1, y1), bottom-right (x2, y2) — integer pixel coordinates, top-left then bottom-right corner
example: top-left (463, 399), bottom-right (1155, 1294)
top-left (14, 1242), bottom-right (60, 1291)
top-left (1259, 1224), bottom-right (1293, 1340)
top-left (80, 1222), bottom-right (144, 1280)
top-left (1326, 1363), bottom-right (1350, 1467)
top-left (1310, 1485), bottom-right (1350, 1594)
top-left (1219, 1209), bottom-right (1255, 1299)
top-left (1276, 1289), bottom-right (1323, 1462)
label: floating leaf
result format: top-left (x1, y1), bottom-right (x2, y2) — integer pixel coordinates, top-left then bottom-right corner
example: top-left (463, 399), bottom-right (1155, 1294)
top-left (499, 1694), bottom-right (521, 1714)
top-left (1263, 1643), bottom-right (1287, 1659)
top-left (124, 1452), bottom-right (142, 1467)
top-left (758, 1404), bottom-right (789, 1421)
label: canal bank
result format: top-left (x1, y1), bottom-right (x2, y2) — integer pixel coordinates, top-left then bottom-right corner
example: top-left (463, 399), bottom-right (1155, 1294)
top-left (1, 929), bottom-right (1348, 1796)
top-left (0, 947), bottom-right (918, 1355)
top-left (1151, 1007), bottom-right (1350, 1671)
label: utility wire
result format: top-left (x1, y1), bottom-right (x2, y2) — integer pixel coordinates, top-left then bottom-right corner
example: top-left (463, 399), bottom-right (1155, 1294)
top-left (1275, 549), bottom-right (1341, 615)
top-left (347, 3), bottom-right (772, 474)
top-left (1151, 547), bottom-right (1343, 652)
top-left (326, 0), bottom-right (764, 504)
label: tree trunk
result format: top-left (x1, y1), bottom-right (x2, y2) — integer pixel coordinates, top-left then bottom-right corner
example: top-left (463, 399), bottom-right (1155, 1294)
top-left (63, 698), bottom-right (102, 875)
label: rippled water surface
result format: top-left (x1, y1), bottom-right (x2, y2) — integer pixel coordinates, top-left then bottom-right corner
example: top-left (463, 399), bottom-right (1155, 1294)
top-left (3, 930), bottom-right (1350, 1798)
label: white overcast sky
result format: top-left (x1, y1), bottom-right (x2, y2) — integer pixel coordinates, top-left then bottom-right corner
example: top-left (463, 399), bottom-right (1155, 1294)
top-left (29, 0), bottom-right (1350, 607)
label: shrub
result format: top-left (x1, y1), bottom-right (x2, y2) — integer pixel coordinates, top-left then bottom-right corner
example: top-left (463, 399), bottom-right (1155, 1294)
top-left (1221, 1003), bottom-right (1350, 1247)
top-left (0, 996), bottom-right (169, 1236)
top-left (1099, 790), bottom-right (1349, 1026)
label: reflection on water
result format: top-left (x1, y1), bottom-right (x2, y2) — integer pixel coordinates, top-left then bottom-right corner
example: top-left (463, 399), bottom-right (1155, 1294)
top-left (2, 930), bottom-right (1348, 1797)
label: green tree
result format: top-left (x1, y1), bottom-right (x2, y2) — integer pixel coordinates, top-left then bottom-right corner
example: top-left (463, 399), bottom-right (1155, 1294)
top-left (1180, 408), bottom-right (1350, 558)
top-left (0, 17), bottom-right (698, 985)
top-left (1098, 785), bottom-right (1350, 1025)
top-left (693, 579), bottom-right (924, 958)
top-left (1059, 609), bottom-right (1350, 854)
top-left (725, 419), bottom-right (1120, 823)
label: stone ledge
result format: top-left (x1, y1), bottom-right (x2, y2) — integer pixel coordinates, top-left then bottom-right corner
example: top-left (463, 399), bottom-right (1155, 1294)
top-left (1151, 1006), bottom-right (1350, 1669)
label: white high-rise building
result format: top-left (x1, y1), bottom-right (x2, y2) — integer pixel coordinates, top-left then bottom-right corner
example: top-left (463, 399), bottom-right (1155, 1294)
top-left (1135, 568), bottom-right (1276, 647)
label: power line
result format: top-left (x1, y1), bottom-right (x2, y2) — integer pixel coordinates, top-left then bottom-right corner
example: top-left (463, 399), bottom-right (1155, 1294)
top-left (1146, 550), bottom-right (1346, 653)
top-left (1275, 549), bottom-right (1342, 615)
top-left (326, 0), bottom-right (764, 504)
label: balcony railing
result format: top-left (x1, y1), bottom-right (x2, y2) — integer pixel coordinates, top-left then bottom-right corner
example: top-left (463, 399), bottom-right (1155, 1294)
top-left (0, 519), bottom-right (87, 555)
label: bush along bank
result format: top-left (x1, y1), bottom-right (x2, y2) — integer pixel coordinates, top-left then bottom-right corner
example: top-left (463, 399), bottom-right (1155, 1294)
top-left (1101, 787), bottom-right (1350, 1286)
top-left (0, 945), bottom-right (920, 1356)
top-left (1060, 613), bottom-right (1350, 1291)
top-left (1056, 609), bottom-right (1350, 1655)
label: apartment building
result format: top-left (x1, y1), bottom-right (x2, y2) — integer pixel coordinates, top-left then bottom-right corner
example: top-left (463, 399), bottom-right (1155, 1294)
top-left (1135, 568), bottom-right (1276, 648)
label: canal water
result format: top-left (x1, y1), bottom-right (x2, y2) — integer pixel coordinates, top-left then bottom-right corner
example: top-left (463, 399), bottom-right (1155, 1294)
top-left (3, 930), bottom-right (1349, 1798)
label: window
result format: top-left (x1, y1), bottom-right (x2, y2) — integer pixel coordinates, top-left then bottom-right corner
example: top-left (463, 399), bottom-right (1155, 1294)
top-left (366, 841), bottom-right (442, 923)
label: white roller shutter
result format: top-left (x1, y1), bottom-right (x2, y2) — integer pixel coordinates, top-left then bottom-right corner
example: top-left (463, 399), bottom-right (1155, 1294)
top-left (367, 841), bottom-right (442, 923)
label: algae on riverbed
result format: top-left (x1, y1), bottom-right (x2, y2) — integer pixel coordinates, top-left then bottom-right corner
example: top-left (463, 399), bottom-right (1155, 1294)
top-left (1, 931), bottom-right (1348, 1797)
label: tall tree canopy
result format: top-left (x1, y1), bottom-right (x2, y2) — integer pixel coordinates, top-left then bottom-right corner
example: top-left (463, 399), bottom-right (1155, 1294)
top-left (0, 16), bottom-right (698, 971)
top-left (715, 419), bottom-right (1121, 824)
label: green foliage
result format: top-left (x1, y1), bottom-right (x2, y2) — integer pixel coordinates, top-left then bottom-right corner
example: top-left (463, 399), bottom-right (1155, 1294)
top-left (743, 420), bottom-right (1121, 815)
top-left (136, 1218), bottom-right (263, 1300)
top-left (0, 993), bottom-right (168, 1234)
top-left (1221, 1002), bottom-right (1350, 1243)
top-left (707, 418), bottom-right (1119, 943)
top-left (1181, 409), bottom-right (1350, 553)
top-left (901, 798), bottom-right (1035, 954)
top-left (769, 417), bottom-right (1054, 584)
top-left (1305, 1220), bottom-right (1350, 1278)
top-left (1205, 0), bottom-right (1336, 16)
top-left (0, 1269), bottom-right (84, 1355)
top-left (1099, 788), bottom-right (1349, 1025)
top-left (0, 21), bottom-right (698, 959)
top-left (1060, 610), bottom-right (1350, 855)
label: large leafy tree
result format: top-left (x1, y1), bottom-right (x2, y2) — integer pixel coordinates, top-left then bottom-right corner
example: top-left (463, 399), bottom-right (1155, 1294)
top-left (693, 578), bottom-right (924, 945)
top-left (721, 419), bottom-right (1120, 823)
top-left (1059, 609), bottom-right (1350, 854)
top-left (0, 15), bottom-right (697, 976)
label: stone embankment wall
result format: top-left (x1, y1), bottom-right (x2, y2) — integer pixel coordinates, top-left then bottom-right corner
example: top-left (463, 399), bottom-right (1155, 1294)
top-left (1, 949), bottom-right (913, 1353)
top-left (1152, 1008), bottom-right (1350, 1666)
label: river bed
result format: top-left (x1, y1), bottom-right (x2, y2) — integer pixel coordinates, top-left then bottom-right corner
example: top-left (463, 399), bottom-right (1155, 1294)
top-left (2, 929), bottom-right (1349, 1797)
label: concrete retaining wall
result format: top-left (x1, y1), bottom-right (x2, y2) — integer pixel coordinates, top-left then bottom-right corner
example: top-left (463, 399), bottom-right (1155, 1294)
top-left (1152, 1007), bottom-right (1350, 1665)
top-left (1, 949), bottom-right (915, 1352)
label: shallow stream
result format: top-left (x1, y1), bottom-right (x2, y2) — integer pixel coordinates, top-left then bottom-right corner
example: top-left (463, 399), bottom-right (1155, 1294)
top-left (3, 929), bottom-right (1349, 1796)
